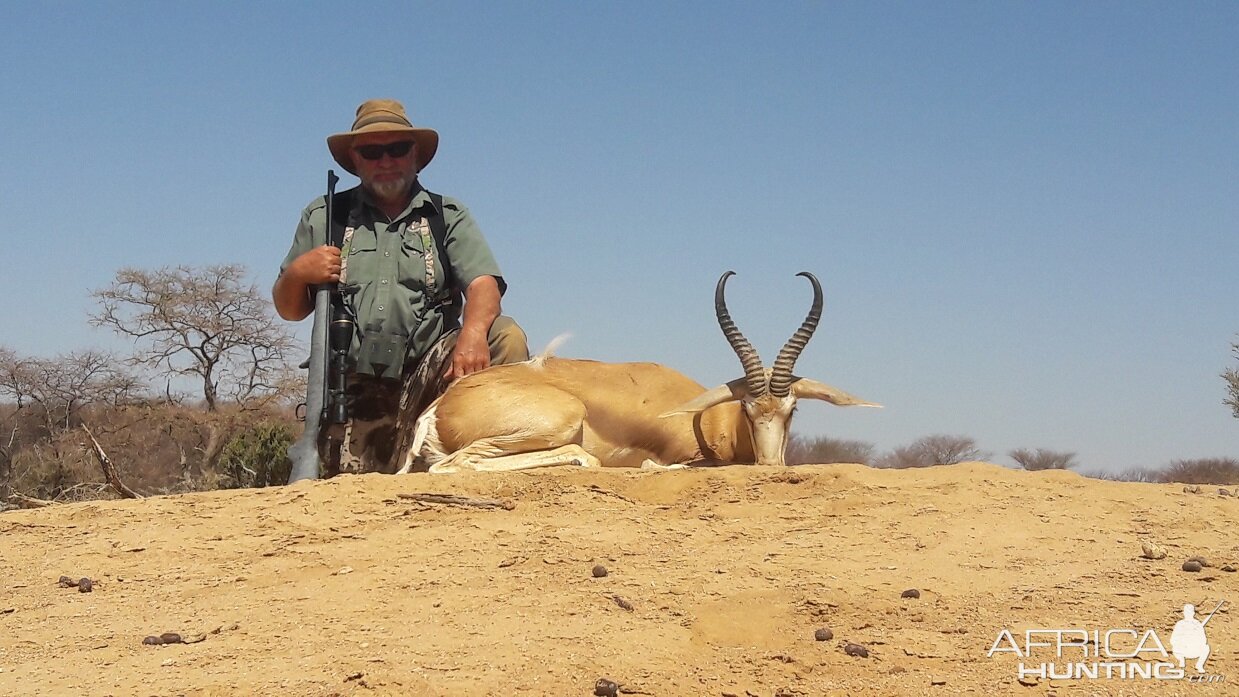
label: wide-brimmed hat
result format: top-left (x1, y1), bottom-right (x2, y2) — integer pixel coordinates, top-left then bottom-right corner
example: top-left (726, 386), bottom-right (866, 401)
top-left (327, 99), bottom-right (439, 176)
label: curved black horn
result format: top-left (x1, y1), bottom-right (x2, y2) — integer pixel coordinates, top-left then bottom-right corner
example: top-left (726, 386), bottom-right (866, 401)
top-left (768, 272), bottom-right (823, 397)
top-left (714, 271), bottom-right (767, 397)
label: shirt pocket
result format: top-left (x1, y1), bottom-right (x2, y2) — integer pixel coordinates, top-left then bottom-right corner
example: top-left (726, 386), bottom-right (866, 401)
top-left (341, 235), bottom-right (379, 288)
top-left (399, 235), bottom-right (433, 292)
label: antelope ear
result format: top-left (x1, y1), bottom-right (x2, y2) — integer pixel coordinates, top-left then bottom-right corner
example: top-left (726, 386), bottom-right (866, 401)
top-left (659, 378), bottom-right (749, 417)
top-left (791, 377), bottom-right (882, 407)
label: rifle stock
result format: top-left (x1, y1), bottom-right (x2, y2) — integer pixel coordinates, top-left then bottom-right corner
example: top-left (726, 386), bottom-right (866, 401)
top-left (287, 171), bottom-right (344, 484)
top-left (287, 286), bottom-right (329, 482)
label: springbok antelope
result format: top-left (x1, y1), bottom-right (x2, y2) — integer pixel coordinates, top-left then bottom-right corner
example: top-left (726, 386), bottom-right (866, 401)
top-left (396, 271), bottom-right (879, 473)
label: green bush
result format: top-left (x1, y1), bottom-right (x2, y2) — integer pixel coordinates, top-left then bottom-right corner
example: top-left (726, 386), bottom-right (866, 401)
top-left (218, 421), bottom-right (295, 488)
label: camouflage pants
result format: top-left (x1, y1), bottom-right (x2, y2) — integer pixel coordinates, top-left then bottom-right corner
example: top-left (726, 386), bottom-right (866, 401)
top-left (324, 316), bottom-right (529, 476)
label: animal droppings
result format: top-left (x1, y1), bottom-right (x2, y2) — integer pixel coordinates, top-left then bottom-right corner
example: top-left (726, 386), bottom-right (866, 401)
top-left (814, 628), bottom-right (833, 642)
top-left (1182, 561), bottom-right (1203, 573)
top-left (592, 564), bottom-right (609, 578)
top-left (901, 589), bottom-right (921, 599)
top-left (843, 643), bottom-right (869, 658)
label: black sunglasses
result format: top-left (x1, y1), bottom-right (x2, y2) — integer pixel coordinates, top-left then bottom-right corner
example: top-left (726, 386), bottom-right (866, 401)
top-left (354, 141), bottom-right (415, 161)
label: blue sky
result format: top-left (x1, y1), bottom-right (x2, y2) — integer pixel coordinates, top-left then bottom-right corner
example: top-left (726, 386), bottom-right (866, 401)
top-left (1, 2), bottom-right (1235, 472)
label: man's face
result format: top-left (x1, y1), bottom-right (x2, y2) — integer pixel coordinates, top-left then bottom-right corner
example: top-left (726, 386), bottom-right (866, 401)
top-left (352, 132), bottom-right (418, 203)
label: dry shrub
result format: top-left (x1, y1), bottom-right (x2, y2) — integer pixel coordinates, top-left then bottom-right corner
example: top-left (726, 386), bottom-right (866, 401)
top-left (876, 434), bottom-right (990, 469)
top-left (785, 434), bottom-right (875, 465)
top-left (1009, 448), bottom-right (1079, 471)
top-left (1087, 467), bottom-right (1160, 483)
top-left (3, 401), bottom-right (300, 502)
top-left (1157, 458), bottom-right (1239, 485)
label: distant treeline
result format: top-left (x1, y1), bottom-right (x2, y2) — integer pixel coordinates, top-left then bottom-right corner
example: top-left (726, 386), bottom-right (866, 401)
top-left (2, 264), bottom-right (1237, 509)
top-left (786, 433), bottom-right (1239, 485)
top-left (1, 264), bottom-right (303, 510)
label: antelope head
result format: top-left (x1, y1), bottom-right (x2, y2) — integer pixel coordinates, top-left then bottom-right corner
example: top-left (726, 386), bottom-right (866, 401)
top-left (663, 271), bottom-right (879, 466)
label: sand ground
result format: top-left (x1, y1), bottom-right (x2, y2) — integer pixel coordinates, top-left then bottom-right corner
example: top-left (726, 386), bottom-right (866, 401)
top-left (1, 462), bottom-right (1236, 696)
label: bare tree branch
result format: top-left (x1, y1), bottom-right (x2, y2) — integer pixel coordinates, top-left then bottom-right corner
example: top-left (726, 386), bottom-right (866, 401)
top-left (90, 265), bottom-right (300, 413)
top-left (82, 423), bottom-right (143, 499)
top-left (1224, 337), bottom-right (1239, 419)
top-left (8, 493), bottom-right (54, 509)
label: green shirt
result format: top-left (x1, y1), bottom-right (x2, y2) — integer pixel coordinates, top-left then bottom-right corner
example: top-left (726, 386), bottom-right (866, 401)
top-left (281, 183), bottom-right (505, 367)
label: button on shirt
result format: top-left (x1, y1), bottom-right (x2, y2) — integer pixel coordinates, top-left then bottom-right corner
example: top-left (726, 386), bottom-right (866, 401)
top-left (280, 184), bottom-right (505, 363)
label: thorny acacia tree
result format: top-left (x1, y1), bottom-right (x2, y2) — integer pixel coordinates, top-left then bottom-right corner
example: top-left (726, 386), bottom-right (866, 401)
top-left (1225, 336), bottom-right (1239, 419)
top-left (89, 265), bottom-right (302, 478)
top-left (876, 434), bottom-right (991, 469)
top-left (90, 264), bottom-right (298, 412)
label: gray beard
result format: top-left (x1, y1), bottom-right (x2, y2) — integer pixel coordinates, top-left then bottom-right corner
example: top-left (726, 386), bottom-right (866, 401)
top-left (367, 176), bottom-right (413, 203)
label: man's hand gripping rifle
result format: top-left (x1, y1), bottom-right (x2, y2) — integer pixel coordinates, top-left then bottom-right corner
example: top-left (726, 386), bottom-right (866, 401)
top-left (287, 171), bottom-right (355, 483)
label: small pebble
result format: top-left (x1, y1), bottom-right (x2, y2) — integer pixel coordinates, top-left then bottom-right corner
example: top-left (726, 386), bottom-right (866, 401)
top-left (1184, 485), bottom-right (1201, 494)
top-left (844, 643), bottom-right (869, 658)
top-left (1140, 541), bottom-right (1168, 559)
top-left (77, 578), bottom-right (93, 593)
top-left (1187, 555), bottom-right (1211, 568)
top-left (901, 588), bottom-right (921, 599)
top-left (1183, 560), bottom-right (1203, 573)
top-left (1219, 488), bottom-right (1232, 497)
top-left (142, 636), bottom-right (162, 646)
top-left (592, 564), bottom-right (608, 578)
top-left (594, 677), bottom-right (619, 697)
top-left (814, 627), bottom-right (833, 642)
top-left (1222, 565), bottom-right (1237, 573)
top-left (57, 576), bottom-right (76, 588)
top-left (159, 632), bottom-right (183, 644)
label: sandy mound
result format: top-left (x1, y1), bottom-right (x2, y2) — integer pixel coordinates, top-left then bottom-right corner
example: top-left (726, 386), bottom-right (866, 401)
top-left (1, 463), bottom-right (1235, 696)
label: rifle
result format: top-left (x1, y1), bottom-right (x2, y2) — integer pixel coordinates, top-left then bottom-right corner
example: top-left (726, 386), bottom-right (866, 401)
top-left (287, 170), bottom-right (351, 482)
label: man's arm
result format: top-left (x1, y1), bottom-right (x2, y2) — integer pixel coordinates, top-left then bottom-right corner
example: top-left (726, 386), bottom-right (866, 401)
top-left (273, 245), bottom-right (342, 321)
top-left (447, 274), bottom-right (501, 379)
